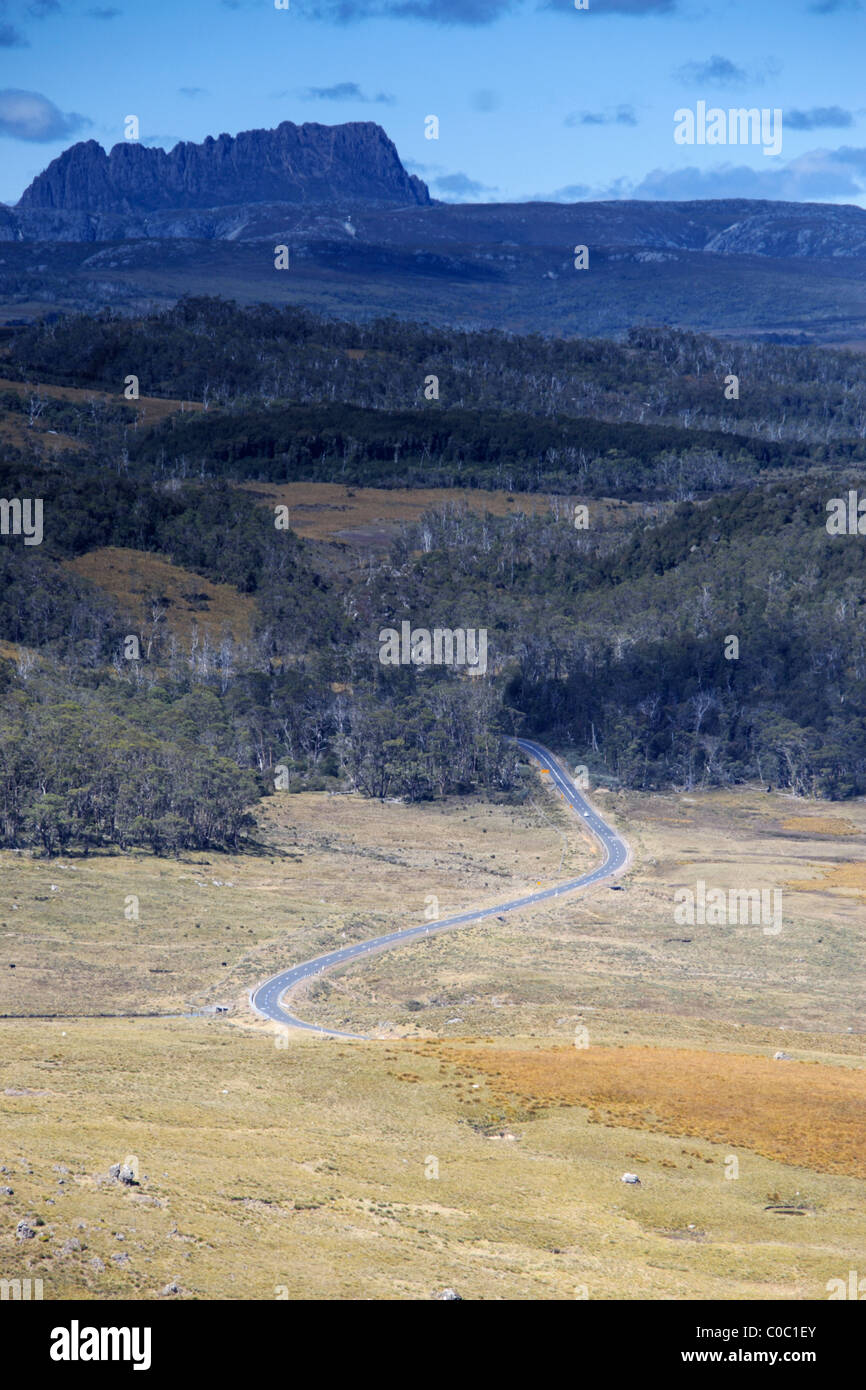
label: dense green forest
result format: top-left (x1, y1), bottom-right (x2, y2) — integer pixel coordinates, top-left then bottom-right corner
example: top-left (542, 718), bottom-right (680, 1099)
top-left (2, 297), bottom-right (865, 855)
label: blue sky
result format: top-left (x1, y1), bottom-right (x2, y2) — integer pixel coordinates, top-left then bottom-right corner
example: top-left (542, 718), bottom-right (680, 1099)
top-left (1, 0), bottom-right (865, 207)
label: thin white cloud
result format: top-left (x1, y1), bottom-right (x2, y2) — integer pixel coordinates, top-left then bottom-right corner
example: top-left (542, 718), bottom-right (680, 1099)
top-left (0, 88), bottom-right (91, 141)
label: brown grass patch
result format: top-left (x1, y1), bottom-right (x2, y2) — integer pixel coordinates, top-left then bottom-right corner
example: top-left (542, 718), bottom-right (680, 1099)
top-left (64, 547), bottom-right (255, 648)
top-left (787, 862), bottom-right (866, 898)
top-left (0, 376), bottom-right (201, 427)
top-left (237, 481), bottom-right (646, 545)
top-left (439, 1044), bottom-right (866, 1179)
top-left (781, 816), bottom-right (859, 836)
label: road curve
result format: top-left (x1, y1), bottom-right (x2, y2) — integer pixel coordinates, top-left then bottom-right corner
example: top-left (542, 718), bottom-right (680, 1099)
top-left (250, 738), bottom-right (630, 1039)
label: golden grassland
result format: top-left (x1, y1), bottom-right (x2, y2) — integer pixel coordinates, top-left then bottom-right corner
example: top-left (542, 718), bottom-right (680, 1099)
top-left (433, 1042), bottom-right (866, 1180)
top-left (781, 816), bottom-right (859, 837)
top-left (0, 775), bottom-right (864, 1298)
top-left (1, 1018), bottom-right (865, 1300)
top-left (0, 789), bottom-right (589, 1019)
top-left (787, 863), bottom-right (866, 898)
top-left (303, 779), bottom-right (866, 1039)
top-left (236, 481), bottom-right (654, 545)
top-left (63, 547), bottom-right (257, 648)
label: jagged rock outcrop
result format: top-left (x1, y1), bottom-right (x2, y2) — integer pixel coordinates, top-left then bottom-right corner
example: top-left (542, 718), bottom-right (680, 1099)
top-left (17, 121), bottom-right (431, 214)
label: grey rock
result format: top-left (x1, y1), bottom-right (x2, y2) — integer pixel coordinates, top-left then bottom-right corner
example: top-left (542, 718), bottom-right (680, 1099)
top-left (109, 1162), bottom-right (138, 1186)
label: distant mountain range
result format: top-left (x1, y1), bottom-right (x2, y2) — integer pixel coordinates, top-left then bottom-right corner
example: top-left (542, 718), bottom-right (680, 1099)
top-left (6, 120), bottom-right (866, 260)
top-left (3, 121), bottom-right (866, 342)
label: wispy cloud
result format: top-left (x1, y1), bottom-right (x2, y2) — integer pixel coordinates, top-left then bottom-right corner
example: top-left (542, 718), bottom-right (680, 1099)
top-left (0, 88), bottom-right (90, 141)
top-left (786, 106), bottom-right (855, 130)
top-left (520, 182), bottom-right (593, 201)
top-left (470, 89), bottom-right (501, 112)
top-left (433, 170), bottom-right (497, 198)
top-left (522, 145), bottom-right (866, 204)
top-left (566, 104), bottom-right (637, 127)
top-left (301, 81), bottom-right (395, 103)
top-left (542, 0), bottom-right (677, 12)
top-left (0, 22), bottom-right (27, 44)
top-left (386, 0), bottom-right (513, 22)
top-left (178, 86), bottom-right (208, 99)
top-left (623, 147), bottom-right (866, 201)
top-left (296, 0), bottom-right (678, 19)
top-left (302, 0), bottom-right (674, 19)
top-left (674, 54), bottom-right (749, 86)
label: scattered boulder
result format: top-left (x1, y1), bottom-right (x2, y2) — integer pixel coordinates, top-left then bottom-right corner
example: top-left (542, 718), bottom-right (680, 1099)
top-left (621, 1173), bottom-right (642, 1186)
top-left (90, 1256), bottom-right (105, 1272)
top-left (1, 1187), bottom-right (13, 1196)
top-left (159, 1281), bottom-right (180, 1297)
top-left (16, 1220), bottom-right (35, 1240)
top-left (434, 1288), bottom-right (462, 1300)
top-left (109, 1162), bottom-right (138, 1186)
top-left (773, 1051), bottom-right (791, 1061)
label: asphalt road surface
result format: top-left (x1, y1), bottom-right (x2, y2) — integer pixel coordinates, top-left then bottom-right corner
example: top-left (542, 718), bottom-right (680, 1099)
top-left (250, 737), bottom-right (630, 1039)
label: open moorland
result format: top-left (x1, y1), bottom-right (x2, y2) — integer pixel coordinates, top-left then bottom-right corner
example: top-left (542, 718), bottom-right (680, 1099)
top-left (2, 301), bottom-right (866, 1299)
top-left (1, 772), bottom-right (863, 1300)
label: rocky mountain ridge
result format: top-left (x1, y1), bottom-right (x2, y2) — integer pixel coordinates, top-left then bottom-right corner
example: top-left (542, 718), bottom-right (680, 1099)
top-left (15, 120), bottom-right (430, 216)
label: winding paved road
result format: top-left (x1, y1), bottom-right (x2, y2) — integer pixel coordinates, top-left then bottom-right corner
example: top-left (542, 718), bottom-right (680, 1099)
top-left (250, 738), bottom-right (630, 1038)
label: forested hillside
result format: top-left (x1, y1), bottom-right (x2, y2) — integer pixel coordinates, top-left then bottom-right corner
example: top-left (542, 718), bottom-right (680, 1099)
top-left (2, 298), bottom-right (865, 856)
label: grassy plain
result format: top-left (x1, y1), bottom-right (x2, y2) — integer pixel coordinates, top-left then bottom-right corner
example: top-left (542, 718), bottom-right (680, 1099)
top-left (1, 771), bottom-right (864, 1299)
